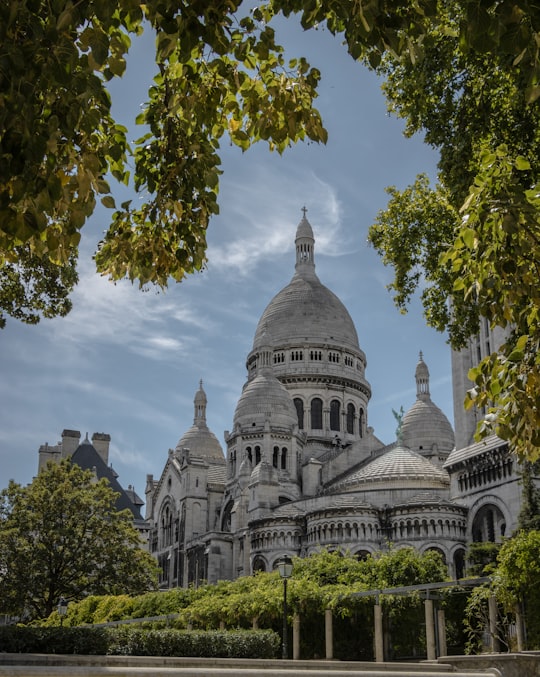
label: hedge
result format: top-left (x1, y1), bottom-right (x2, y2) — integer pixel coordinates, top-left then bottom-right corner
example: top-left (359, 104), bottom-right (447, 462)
top-left (0, 626), bottom-right (280, 658)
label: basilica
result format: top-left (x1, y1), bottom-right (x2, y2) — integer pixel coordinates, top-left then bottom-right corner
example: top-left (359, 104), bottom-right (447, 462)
top-left (142, 212), bottom-right (529, 589)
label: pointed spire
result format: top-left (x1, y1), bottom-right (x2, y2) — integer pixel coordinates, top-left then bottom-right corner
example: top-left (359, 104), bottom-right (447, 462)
top-left (295, 206), bottom-right (315, 276)
top-left (194, 380), bottom-right (207, 424)
top-left (415, 351), bottom-right (430, 400)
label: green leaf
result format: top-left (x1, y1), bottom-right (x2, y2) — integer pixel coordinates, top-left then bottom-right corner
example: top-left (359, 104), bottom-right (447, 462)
top-left (101, 196), bottom-right (116, 209)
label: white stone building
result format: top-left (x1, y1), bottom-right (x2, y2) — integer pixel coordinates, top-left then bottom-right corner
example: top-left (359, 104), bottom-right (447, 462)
top-left (145, 212), bottom-right (537, 588)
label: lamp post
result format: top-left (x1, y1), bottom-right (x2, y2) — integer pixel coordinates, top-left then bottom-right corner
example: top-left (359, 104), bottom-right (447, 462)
top-left (276, 555), bottom-right (293, 660)
top-left (57, 596), bottom-right (68, 626)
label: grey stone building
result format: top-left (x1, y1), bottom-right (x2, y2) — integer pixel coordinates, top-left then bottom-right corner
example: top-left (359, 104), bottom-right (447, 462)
top-left (38, 429), bottom-right (148, 538)
top-left (145, 212), bottom-right (537, 588)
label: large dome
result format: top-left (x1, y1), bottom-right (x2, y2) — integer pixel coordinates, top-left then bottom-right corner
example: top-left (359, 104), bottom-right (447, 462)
top-left (252, 215), bottom-right (360, 353)
top-left (253, 274), bottom-right (360, 352)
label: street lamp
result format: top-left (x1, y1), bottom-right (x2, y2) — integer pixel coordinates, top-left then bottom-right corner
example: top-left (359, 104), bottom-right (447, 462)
top-left (57, 596), bottom-right (68, 626)
top-left (276, 555), bottom-right (293, 659)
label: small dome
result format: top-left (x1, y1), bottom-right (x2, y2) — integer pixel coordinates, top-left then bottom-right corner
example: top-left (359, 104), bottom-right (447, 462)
top-left (338, 445), bottom-right (450, 491)
top-left (175, 382), bottom-right (224, 461)
top-left (401, 353), bottom-right (455, 457)
top-left (401, 399), bottom-right (455, 456)
top-left (234, 373), bottom-right (297, 431)
top-left (176, 425), bottom-right (223, 461)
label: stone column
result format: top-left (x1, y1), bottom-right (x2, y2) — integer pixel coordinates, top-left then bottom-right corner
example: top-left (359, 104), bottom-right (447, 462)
top-left (325, 608), bottom-right (333, 660)
top-left (424, 598), bottom-right (436, 661)
top-left (488, 595), bottom-right (500, 653)
top-left (374, 602), bottom-right (384, 662)
top-left (515, 602), bottom-right (526, 651)
top-left (293, 614), bottom-right (301, 660)
top-left (437, 609), bottom-right (447, 657)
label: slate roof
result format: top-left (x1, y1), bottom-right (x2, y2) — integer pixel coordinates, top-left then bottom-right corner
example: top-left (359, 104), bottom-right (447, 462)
top-left (71, 437), bottom-right (143, 520)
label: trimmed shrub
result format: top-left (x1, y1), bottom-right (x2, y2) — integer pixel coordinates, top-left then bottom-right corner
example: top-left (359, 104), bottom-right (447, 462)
top-left (107, 627), bottom-right (279, 658)
top-left (0, 626), bottom-right (279, 659)
top-left (0, 626), bottom-right (109, 654)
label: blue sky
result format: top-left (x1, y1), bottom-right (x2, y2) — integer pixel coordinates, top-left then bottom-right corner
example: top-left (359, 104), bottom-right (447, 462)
top-left (0, 15), bottom-right (454, 503)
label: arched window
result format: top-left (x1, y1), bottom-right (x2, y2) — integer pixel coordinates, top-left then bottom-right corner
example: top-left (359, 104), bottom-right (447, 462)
top-left (359, 408), bottom-right (365, 438)
top-left (273, 446), bottom-right (279, 468)
top-left (346, 403), bottom-right (355, 434)
top-left (252, 556), bottom-right (267, 573)
top-left (454, 549), bottom-right (465, 579)
top-left (330, 400), bottom-right (340, 431)
top-left (246, 446), bottom-right (252, 464)
top-left (255, 446), bottom-right (261, 465)
top-left (311, 398), bottom-right (323, 429)
top-left (281, 447), bottom-right (287, 470)
top-left (294, 398), bottom-right (304, 430)
top-left (160, 505), bottom-right (173, 547)
top-left (221, 501), bottom-right (233, 532)
top-left (355, 550), bottom-right (371, 561)
top-left (472, 504), bottom-right (505, 542)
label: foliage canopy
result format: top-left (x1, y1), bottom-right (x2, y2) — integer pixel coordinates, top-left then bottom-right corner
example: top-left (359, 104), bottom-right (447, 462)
top-left (367, 1), bottom-right (540, 459)
top-left (0, 460), bottom-right (158, 620)
top-left (3, 0), bottom-right (540, 456)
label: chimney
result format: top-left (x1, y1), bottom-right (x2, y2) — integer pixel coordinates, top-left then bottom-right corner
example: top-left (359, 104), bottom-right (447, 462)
top-left (91, 432), bottom-right (111, 464)
top-left (61, 429), bottom-right (80, 458)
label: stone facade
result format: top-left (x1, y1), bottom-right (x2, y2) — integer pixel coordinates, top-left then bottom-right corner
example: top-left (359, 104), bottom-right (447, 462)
top-left (146, 213), bottom-right (538, 587)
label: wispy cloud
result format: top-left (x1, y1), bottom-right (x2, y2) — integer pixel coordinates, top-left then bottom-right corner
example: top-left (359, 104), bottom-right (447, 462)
top-left (208, 163), bottom-right (346, 274)
top-left (108, 438), bottom-right (154, 477)
top-left (38, 254), bottom-right (219, 365)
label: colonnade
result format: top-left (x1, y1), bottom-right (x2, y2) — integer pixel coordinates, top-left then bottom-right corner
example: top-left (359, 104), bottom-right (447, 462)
top-left (278, 592), bottom-right (522, 661)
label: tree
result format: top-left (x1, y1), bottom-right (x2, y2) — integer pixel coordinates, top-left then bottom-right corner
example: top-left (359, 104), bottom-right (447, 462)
top-left (492, 530), bottom-right (540, 649)
top-left (0, 245), bottom-right (78, 328)
top-left (1, 0), bottom-right (329, 329)
top-left (3, 2), bottom-right (540, 458)
top-left (518, 461), bottom-right (540, 532)
top-left (0, 460), bottom-right (158, 620)
top-left (3, 1), bottom-right (538, 308)
top-left (367, 2), bottom-right (540, 460)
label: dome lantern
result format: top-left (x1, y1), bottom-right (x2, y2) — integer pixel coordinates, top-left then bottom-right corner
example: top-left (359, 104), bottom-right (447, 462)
top-left (194, 379), bottom-right (207, 423)
top-left (295, 207), bottom-right (315, 275)
top-left (415, 351), bottom-right (430, 401)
